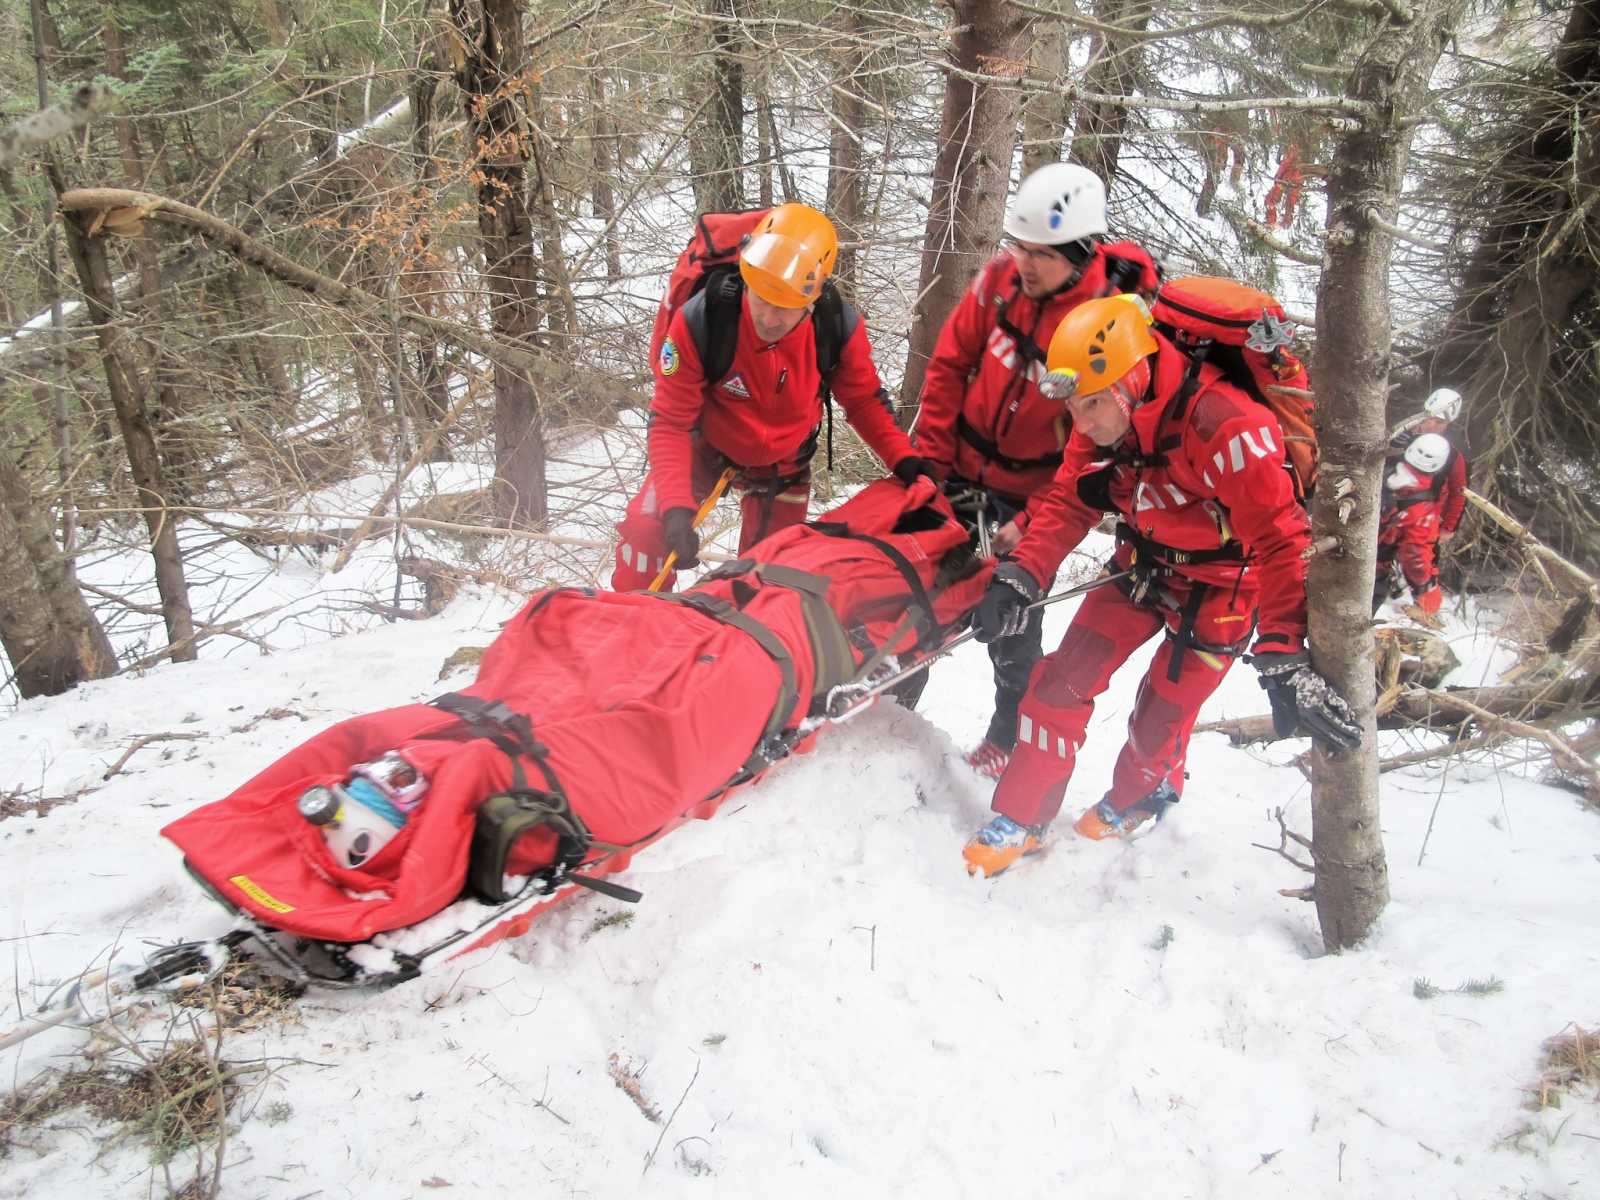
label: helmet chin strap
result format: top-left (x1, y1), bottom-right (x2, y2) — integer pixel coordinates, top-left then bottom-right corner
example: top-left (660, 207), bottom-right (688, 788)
top-left (1043, 243), bottom-right (1095, 299)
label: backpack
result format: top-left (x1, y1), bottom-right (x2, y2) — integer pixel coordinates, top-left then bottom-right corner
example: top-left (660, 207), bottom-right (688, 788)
top-left (1149, 275), bottom-right (1317, 501)
top-left (650, 209), bottom-right (857, 466)
top-left (650, 208), bottom-right (854, 390)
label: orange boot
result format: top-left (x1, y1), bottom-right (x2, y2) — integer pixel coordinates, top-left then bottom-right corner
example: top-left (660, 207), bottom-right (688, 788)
top-left (962, 815), bottom-right (1044, 877)
top-left (1073, 782), bottom-right (1178, 841)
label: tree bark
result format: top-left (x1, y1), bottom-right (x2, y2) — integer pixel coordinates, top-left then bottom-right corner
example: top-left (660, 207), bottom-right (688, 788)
top-left (408, 43), bottom-right (454, 461)
top-left (0, 448), bottom-right (118, 696)
top-left (1021, 20), bottom-right (1070, 174)
top-left (1069, 0), bottom-right (1152, 187)
top-left (104, 9), bottom-right (194, 500)
top-left (452, 0), bottom-right (548, 528)
top-left (528, 75), bottom-right (580, 347)
top-left (756, 91), bottom-right (773, 207)
top-left (587, 67), bottom-right (623, 281)
top-left (58, 204), bottom-right (199, 662)
top-left (827, 7), bottom-right (867, 291)
top-left (692, 0), bottom-right (745, 213)
top-left (1308, 0), bottom-right (1464, 951)
top-left (898, 0), bottom-right (1032, 420)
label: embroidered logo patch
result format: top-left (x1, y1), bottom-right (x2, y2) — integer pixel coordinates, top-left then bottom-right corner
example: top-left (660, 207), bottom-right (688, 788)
top-left (659, 338), bottom-right (680, 377)
top-left (720, 372), bottom-right (751, 398)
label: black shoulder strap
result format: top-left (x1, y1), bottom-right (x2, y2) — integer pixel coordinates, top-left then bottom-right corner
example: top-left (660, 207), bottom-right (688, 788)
top-left (1150, 348), bottom-right (1209, 463)
top-left (683, 265), bottom-right (744, 383)
top-left (811, 281), bottom-right (853, 381)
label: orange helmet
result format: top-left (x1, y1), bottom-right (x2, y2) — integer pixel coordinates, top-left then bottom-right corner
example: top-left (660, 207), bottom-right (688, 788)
top-left (1040, 294), bottom-right (1158, 401)
top-left (739, 203), bottom-right (838, 308)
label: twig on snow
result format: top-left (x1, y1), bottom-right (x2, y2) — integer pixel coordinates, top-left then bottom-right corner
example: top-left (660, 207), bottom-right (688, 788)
top-left (101, 733), bottom-right (206, 781)
top-left (643, 1058), bottom-right (701, 1175)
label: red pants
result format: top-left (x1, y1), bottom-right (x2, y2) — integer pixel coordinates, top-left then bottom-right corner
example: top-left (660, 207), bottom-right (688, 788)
top-left (991, 575), bottom-right (1255, 828)
top-left (1264, 168), bottom-right (1303, 229)
top-left (1376, 505), bottom-right (1439, 597)
top-left (612, 439), bottom-right (812, 592)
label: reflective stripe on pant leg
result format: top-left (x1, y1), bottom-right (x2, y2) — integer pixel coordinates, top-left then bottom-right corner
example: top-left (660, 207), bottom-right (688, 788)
top-left (992, 584), bottom-right (1163, 828)
top-left (612, 477), bottom-right (675, 592)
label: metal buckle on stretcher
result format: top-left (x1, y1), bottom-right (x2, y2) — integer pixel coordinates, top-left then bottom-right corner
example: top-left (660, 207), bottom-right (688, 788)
top-left (819, 654), bottom-right (905, 724)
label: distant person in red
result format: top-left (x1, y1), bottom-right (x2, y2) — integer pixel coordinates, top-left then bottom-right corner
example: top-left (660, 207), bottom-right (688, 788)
top-left (612, 204), bottom-right (931, 591)
top-left (910, 163), bottom-right (1160, 781)
top-left (1375, 433), bottom-right (1454, 615)
top-left (1388, 387), bottom-right (1468, 548)
top-left (960, 296), bottom-right (1360, 878)
top-left (1264, 144), bottom-right (1304, 230)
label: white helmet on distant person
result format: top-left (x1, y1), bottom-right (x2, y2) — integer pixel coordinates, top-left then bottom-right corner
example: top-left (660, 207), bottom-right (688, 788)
top-left (1004, 163), bottom-right (1107, 255)
top-left (1424, 386), bottom-right (1462, 422)
top-left (1404, 432), bottom-right (1451, 474)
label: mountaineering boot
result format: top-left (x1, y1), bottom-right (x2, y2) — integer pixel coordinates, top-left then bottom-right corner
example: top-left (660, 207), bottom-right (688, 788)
top-left (1073, 780), bottom-right (1180, 841)
top-left (963, 814), bottom-right (1044, 877)
top-left (962, 738), bottom-right (1012, 782)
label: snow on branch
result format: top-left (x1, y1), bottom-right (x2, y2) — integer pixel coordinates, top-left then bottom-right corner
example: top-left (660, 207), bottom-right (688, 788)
top-left (0, 83), bottom-right (115, 170)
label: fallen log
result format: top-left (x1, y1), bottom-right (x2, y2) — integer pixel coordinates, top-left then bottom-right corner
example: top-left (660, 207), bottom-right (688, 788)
top-left (1195, 674), bottom-right (1600, 746)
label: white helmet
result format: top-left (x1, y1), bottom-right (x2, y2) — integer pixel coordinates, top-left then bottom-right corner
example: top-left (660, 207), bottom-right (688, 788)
top-left (1004, 163), bottom-right (1107, 248)
top-left (1404, 432), bottom-right (1451, 474)
top-left (1424, 386), bottom-right (1462, 422)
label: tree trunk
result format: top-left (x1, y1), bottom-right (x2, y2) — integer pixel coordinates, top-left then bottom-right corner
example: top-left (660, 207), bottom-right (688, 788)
top-left (58, 206), bottom-right (199, 662)
top-left (827, 7), bottom-right (867, 291)
top-left (1070, 0), bottom-right (1153, 187)
top-left (452, 0), bottom-right (547, 528)
top-left (104, 10), bottom-right (196, 501)
top-left (1021, 20), bottom-right (1070, 174)
top-left (587, 67), bottom-right (623, 281)
top-left (0, 448), bottom-right (118, 697)
top-left (528, 75), bottom-right (580, 347)
top-left (756, 91), bottom-right (773, 207)
top-left (761, 99), bottom-right (798, 203)
top-left (408, 45), bottom-right (454, 461)
top-left (692, 0), bottom-right (745, 213)
top-left (898, 0), bottom-right (1032, 420)
top-left (1309, 0), bottom-right (1464, 951)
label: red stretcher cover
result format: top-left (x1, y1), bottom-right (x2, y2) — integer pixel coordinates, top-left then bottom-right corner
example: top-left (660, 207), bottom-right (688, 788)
top-left (162, 478), bottom-right (989, 942)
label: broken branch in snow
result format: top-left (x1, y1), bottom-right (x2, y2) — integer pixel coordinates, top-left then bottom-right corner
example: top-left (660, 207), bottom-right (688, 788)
top-left (102, 732), bottom-right (207, 780)
top-left (1465, 489), bottom-right (1599, 600)
top-left (1251, 807), bottom-right (1317, 895)
top-left (643, 1058), bottom-right (701, 1175)
top-left (1407, 686), bottom-right (1600, 803)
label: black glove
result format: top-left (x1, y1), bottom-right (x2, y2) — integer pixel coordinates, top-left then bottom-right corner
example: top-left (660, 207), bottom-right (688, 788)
top-left (661, 507), bottom-right (700, 569)
top-left (972, 562), bottom-right (1041, 643)
top-left (1250, 649), bottom-right (1363, 752)
top-left (893, 456), bottom-right (940, 487)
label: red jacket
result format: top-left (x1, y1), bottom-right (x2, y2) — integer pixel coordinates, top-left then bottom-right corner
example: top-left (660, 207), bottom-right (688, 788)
top-left (913, 245), bottom-right (1159, 510)
top-left (649, 297), bottom-right (913, 511)
top-left (1013, 335), bottom-right (1311, 653)
top-left (1390, 430), bottom-right (1468, 533)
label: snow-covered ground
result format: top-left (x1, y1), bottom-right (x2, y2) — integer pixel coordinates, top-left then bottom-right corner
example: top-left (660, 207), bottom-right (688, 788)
top-left (2, 518), bottom-right (1596, 1197)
